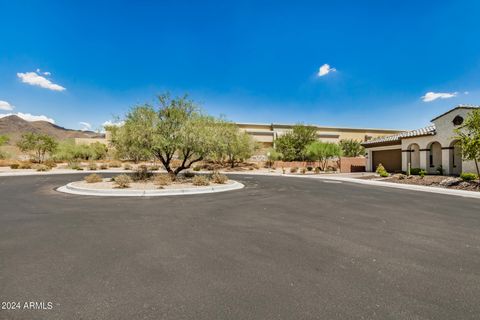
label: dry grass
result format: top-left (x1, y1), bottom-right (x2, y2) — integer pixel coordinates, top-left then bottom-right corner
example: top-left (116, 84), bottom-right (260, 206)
top-left (153, 173), bottom-right (173, 186)
top-left (211, 172), bottom-right (228, 184)
top-left (114, 174), bottom-right (132, 188)
top-left (192, 175), bottom-right (210, 186)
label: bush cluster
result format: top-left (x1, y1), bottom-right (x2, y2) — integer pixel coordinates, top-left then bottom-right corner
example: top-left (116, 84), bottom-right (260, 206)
top-left (211, 172), bottom-right (228, 184)
top-left (35, 164), bottom-right (50, 172)
top-left (192, 175), bottom-right (210, 186)
top-left (460, 172), bottom-right (478, 181)
top-left (183, 171), bottom-right (195, 178)
top-left (85, 173), bottom-right (103, 183)
top-left (133, 165), bottom-right (152, 181)
top-left (114, 174), bottom-right (132, 188)
top-left (153, 174), bottom-right (172, 186)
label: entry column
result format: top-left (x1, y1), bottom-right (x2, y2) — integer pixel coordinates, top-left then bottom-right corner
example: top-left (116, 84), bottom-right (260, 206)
top-left (441, 147), bottom-right (451, 175)
top-left (419, 149), bottom-right (429, 171)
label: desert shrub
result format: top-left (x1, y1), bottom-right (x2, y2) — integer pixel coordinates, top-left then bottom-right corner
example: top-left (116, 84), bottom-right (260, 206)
top-left (35, 164), bottom-right (50, 172)
top-left (375, 164), bottom-right (389, 177)
top-left (148, 165), bottom-right (160, 171)
top-left (249, 167), bottom-right (254, 170)
top-left (123, 163), bottom-right (132, 170)
top-left (410, 168), bottom-right (422, 175)
top-left (99, 163), bottom-right (108, 170)
top-left (19, 162), bottom-right (32, 169)
top-left (192, 175), bottom-right (210, 186)
top-left (193, 166), bottom-right (201, 171)
top-left (109, 161), bottom-right (122, 168)
top-left (307, 166), bottom-right (313, 171)
top-left (211, 172), bottom-right (228, 184)
top-left (133, 165), bottom-right (152, 181)
top-left (114, 174), bottom-right (132, 188)
top-left (301, 168), bottom-right (306, 174)
top-left (290, 167), bottom-right (298, 173)
top-left (314, 167), bottom-right (321, 174)
top-left (68, 161), bottom-right (83, 170)
top-left (436, 165), bottom-right (444, 175)
top-left (87, 163), bottom-right (98, 170)
top-left (44, 159), bottom-right (57, 168)
top-left (153, 173), bottom-right (172, 186)
top-left (85, 173), bottom-right (103, 183)
top-left (10, 163), bottom-right (20, 169)
top-left (460, 172), bottom-right (478, 181)
top-left (184, 171), bottom-right (195, 178)
top-left (419, 170), bottom-right (427, 178)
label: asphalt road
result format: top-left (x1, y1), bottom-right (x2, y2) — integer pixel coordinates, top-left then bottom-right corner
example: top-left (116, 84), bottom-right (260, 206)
top-left (0, 174), bottom-right (480, 320)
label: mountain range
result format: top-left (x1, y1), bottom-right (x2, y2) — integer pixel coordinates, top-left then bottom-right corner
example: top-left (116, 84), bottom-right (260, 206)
top-left (0, 115), bottom-right (104, 144)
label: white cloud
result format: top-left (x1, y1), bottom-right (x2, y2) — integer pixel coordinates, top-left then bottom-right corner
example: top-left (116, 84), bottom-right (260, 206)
top-left (317, 64), bottom-right (336, 77)
top-left (17, 71), bottom-right (66, 91)
top-left (79, 121), bottom-right (92, 131)
top-left (0, 112), bottom-right (55, 123)
top-left (0, 100), bottom-right (14, 111)
top-left (421, 91), bottom-right (457, 102)
top-left (102, 120), bottom-right (124, 127)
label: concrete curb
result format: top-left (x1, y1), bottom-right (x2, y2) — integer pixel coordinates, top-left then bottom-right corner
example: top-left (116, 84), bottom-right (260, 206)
top-left (56, 180), bottom-right (245, 197)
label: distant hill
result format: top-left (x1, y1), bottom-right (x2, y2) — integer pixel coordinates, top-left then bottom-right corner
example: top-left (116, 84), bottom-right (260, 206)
top-left (0, 115), bottom-right (104, 144)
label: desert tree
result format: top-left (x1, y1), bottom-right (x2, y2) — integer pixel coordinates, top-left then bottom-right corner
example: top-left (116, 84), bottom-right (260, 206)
top-left (339, 139), bottom-right (365, 157)
top-left (455, 109), bottom-right (480, 180)
top-left (17, 133), bottom-right (58, 163)
top-left (306, 141), bottom-right (342, 171)
top-left (212, 121), bottom-right (257, 168)
top-left (275, 124), bottom-right (317, 161)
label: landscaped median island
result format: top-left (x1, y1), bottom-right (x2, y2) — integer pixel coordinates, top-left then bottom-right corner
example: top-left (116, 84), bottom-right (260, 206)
top-left (57, 169), bottom-right (244, 197)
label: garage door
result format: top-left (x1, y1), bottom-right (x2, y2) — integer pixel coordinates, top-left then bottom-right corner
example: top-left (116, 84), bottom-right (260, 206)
top-left (372, 149), bottom-right (402, 172)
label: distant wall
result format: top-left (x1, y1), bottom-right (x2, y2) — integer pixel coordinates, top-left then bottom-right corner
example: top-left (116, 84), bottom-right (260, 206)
top-left (271, 157), bottom-right (365, 173)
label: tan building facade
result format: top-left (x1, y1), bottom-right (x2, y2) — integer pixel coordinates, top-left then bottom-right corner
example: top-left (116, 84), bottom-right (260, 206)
top-left (363, 105), bottom-right (479, 175)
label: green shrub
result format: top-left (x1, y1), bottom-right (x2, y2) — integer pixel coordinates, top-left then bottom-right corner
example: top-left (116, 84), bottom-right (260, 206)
top-left (436, 165), bottom-right (444, 175)
top-left (376, 164), bottom-right (389, 177)
top-left (10, 163), bottom-right (19, 169)
top-left (87, 163), bottom-right (98, 170)
top-left (314, 167), bottom-right (321, 174)
top-left (109, 161), bottom-right (121, 168)
top-left (148, 165), bottom-right (160, 171)
top-left (123, 163), bottom-right (132, 170)
top-left (99, 163), bottom-right (108, 170)
top-left (68, 161), bottom-right (82, 170)
top-left (419, 170), bottom-right (427, 178)
top-left (211, 172), bottom-right (228, 184)
top-left (410, 168), bottom-right (422, 175)
top-left (460, 172), bottom-right (478, 181)
top-left (85, 173), bottom-right (103, 183)
top-left (290, 167), bottom-right (298, 173)
top-left (193, 166), bottom-right (201, 171)
top-left (307, 166), bottom-right (313, 171)
top-left (192, 175), bottom-right (210, 186)
top-left (153, 173), bottom-right (172, 186)
top-left (35, 164), bottom-right (50, 172)
top-left (114, 174), bottom-right (132, 188)
top-left (184, 171), bottom-right (195, 178)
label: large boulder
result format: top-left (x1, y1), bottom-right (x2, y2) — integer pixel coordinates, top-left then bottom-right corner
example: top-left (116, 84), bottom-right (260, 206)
top-left (439, 177), bottom-right (462, 187)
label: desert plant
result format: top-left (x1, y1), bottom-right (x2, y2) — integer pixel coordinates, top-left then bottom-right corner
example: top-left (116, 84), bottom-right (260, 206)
top-left (109, 161), bottom-right (122, 168)
top-left (184, 171), bottom-right (195, 178)
top-left (211, 172), bottom-right (228, 184)
top-left (274, 124), bottom-right (317, 161)
top-left (290, 167), bottom-right (298, 173)
top-left (436, 165), bottom-right (444, 175)
top-left (114, 174), bottom-right (132, 188)
top-left (133, 165), bottom-right (152, 181)
top-left (455, 109), bottom-right (480, 180)
top-left (314, 167), bottom-right (321, 174)
top-left (282, 167), bottom-right (286, 174)
top-left (68, 161), bottom-right (83, 170)
top-left (35, 164), bottom-right (50, 172)
top-left (153, 173), bottom-right (173, 186)
top-left (307, 166), bottom-right (313, 171)
top-left (306, 141), bottom-right (342, 171)
top-left (460, 172), bottom-right (478, 182)
top-left (419, 170), bottom-right (427, 178)
top-left (123, 163), bottom-right (132, 170)
top-left (10, 163), bottom-right (20, 169)
top-left (193, 166), bottom-right (201, 171)
top-left (301, 167), bottom-right (306, 174)
top-left (148, 165), bottom-right (160, 171)
top-left (44, 159), bottom-right (57, 168)
top-left (376, 164), bottom-right (389, 177)
top-left (192, 175), bottom-right (210, 186)
top-left (410, 168), bottom-right (422, 175)
top-left (17, 133), bottom-right (58, 163)
top-left (99, 163), bottom-right (108, 170)
top-left (19, 162), bottom-right (32, 169)
top-left (87, 163), bottom-right (98, 170)
top-left (339, 139), bottom-right (364, 157)
top-left (84, 173), bottom-right (103, 183)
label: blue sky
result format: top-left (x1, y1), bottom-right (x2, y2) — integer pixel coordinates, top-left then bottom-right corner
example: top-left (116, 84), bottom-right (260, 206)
top-left (1, 0), bottom-right (479, 131)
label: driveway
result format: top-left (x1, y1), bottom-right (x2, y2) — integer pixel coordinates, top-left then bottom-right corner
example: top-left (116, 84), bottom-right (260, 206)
top-left (0, 174), bottom-right (479, 319)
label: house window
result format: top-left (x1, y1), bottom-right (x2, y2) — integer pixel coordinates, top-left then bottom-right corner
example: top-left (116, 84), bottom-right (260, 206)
top-left (429, 146), bottom-right (434, 167)
top-left (452, 116), bottom-right (464, 126)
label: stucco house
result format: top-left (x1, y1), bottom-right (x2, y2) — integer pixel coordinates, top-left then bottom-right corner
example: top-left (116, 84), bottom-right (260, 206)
top-left (362, 105), bottom-right (479, 175)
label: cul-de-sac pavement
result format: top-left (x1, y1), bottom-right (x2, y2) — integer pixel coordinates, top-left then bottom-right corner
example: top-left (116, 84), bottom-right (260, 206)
top-left (1, 173), bottom-right (479, 319)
